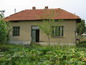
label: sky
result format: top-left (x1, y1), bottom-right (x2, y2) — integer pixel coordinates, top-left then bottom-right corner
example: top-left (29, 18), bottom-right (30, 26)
top-left (0, 0), bottom-right (86, 22)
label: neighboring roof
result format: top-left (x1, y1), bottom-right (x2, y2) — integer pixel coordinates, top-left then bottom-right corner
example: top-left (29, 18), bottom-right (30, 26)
top-left (4, 8), bottom-right (80, 21)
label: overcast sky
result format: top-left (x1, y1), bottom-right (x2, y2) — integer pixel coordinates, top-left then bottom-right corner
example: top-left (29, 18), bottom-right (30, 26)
top-left (0, 0), bottom-right (86, 22)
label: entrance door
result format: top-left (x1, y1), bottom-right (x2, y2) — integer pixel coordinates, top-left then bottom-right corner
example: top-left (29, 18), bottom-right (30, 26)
top-left (36, 29), bottom-right (39, 42)
top-left (31, 26), bottom-right (39, 42)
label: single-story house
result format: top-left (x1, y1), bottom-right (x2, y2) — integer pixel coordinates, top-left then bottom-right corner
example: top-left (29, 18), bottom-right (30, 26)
top-left (4, 6), bottom-right (81, 45)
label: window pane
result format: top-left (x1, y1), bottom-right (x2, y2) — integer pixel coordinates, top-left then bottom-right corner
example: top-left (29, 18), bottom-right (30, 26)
top-left (59, 26), bottom-right (64, 36)
top-left (60, 26), bottom-right (62, 36)
top-left (62, 26), bottom-right (64, 36)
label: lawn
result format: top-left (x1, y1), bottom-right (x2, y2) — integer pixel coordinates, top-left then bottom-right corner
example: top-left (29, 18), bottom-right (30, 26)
top-left (0, 43), bottom-right (86, 65)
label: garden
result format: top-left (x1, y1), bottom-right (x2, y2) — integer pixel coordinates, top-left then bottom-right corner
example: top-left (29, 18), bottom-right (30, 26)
top-left (0, 43), bottom-right (86, 65)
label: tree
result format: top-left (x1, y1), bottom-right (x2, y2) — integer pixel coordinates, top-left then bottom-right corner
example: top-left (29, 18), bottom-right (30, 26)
top-left (38, 10), bottom-right (62, 45)
top-left (0, 10), bottom-right (7, 43)
top-left (0, 10), bottom-right (5, 19)
top-left (77, 19), bottom-right (85, 35)
top-left (38, 19), bottom-right (55, 45)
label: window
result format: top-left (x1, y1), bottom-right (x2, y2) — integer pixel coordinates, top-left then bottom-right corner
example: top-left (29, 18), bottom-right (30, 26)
top-left (13, 26), bottom-right (20, 36)
top-left (52, 26), bottom-right (64, 37)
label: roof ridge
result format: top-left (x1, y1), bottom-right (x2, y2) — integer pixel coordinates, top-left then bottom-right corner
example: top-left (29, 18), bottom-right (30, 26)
top-left (24, 8), bottom-right (61, 11)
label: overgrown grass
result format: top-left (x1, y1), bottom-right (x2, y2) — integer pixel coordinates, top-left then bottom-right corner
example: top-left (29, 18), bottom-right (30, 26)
top-left (0, 43), bottom-right (86, 65)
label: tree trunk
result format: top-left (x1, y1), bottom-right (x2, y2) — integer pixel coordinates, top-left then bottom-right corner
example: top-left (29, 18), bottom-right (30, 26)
top-left (48, 35), bottom-right (50, 45)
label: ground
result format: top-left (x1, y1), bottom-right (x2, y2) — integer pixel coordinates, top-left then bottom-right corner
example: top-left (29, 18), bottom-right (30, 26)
top-left (0, 43), bottom-right (86, 65)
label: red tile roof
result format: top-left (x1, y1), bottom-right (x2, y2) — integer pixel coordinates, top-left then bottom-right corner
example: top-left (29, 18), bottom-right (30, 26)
top-left (4, 8), bottom-right (80, 21)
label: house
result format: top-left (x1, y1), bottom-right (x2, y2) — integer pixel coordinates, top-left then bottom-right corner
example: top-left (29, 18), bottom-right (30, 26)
top-left (4, 6), bottom-right (81, 45)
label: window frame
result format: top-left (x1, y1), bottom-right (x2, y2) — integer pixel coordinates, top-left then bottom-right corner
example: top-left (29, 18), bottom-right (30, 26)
top-left (12, 26), bottom-right (20, 36)
top-left (52, 26), bottom-right (64, 37)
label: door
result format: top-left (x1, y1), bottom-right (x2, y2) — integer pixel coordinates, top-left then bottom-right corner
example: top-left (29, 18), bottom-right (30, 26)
top-left (36, 29), bottom-right (39, 42)
top-left (31, 26), bottom-right (39, 42)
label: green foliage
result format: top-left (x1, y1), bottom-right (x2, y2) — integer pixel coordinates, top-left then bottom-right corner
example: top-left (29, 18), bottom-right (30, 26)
top-left (85, 24), bottom-right (86, 33)
top-left (6, 22), bottom-right (11, 42)
top-left (0, 20), bottom-right (7, 43)
top-left (77, 19), bottom-right (85, 35)
top-left (0, 10), bottom-right (5, 20)
top-left (0, 44), bottom-right (86, 65)
top-left (0, 10), bottom-right (10, 43)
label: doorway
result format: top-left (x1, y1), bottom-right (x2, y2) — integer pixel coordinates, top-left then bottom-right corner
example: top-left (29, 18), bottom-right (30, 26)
top-left (31, 26), bottom-right (40, 42)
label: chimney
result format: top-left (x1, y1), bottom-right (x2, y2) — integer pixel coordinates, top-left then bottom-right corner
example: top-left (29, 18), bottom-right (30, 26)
top-left (45, 6), bottom-right (48, 9)
top-left (14, 9), bottom-right (16, 13)
top-left (32, 7), bottom-right (36, 10)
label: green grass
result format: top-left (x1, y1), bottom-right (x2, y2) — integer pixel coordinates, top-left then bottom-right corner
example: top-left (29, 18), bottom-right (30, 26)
top-left (0, 43), bottom-right (86, 65)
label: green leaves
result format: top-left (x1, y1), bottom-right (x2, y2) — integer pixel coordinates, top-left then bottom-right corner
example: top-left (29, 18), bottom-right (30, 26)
top-left (0, 44), bottom-right (86, 65)
top-left (77, 19), bottom-right (85, 35)
top-left (0, 20), bottom-right (7, 43)
top-left (0, 11), bottom-right (8, 43)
